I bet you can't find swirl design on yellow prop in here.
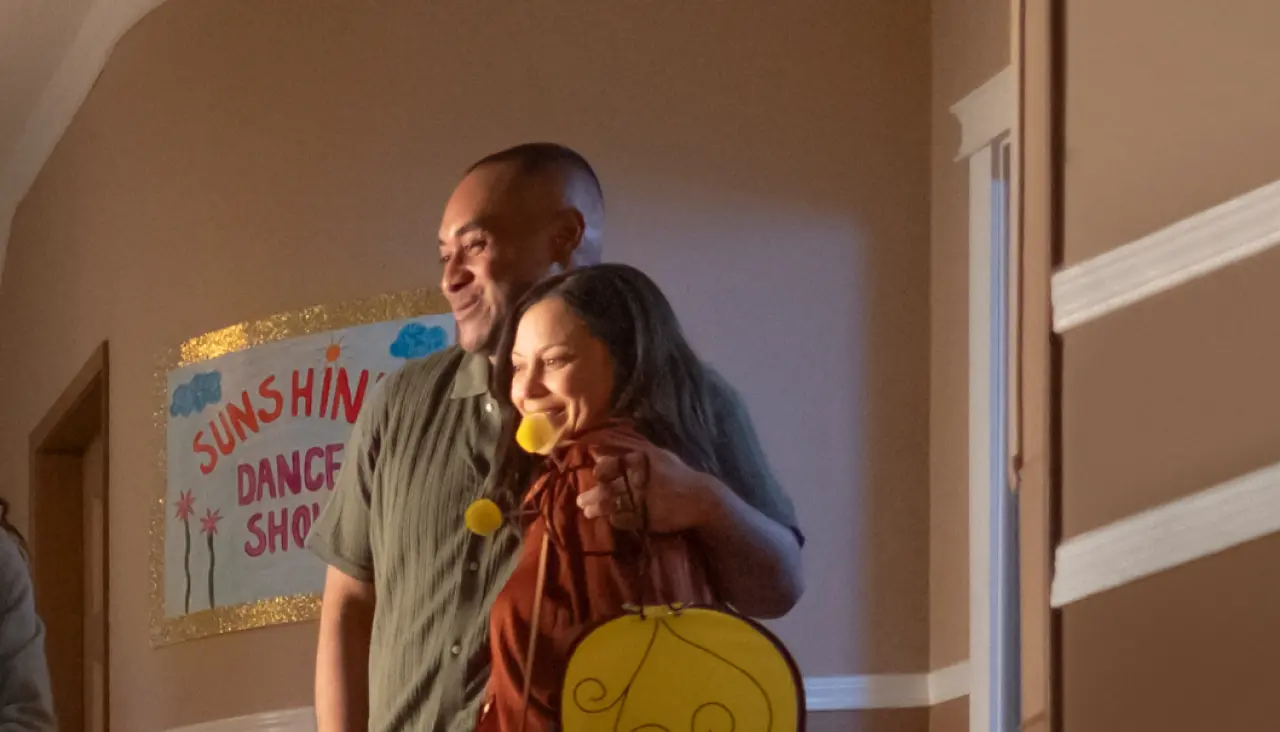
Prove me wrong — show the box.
[560,606,802,732]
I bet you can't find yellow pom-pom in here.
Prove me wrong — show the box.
[515,412,562,455]
[465,498,503,537]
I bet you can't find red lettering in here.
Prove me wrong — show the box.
[267,508,288,553]
[257,457,277,500]
[325,443,343,490]
[257,375,284,423]
[291,369,314,417]
[318,368,334,420]
[227,390,260,441]
[291,506,312,548]
[237,464,256,506]
[312,503,321,522]
[276,452,302,495]
[331,369,370,424]
[211,413,236,456]
[304,447,326,492]
[194,432,219,475]
[376,372,386,384]
[244,514,266,557]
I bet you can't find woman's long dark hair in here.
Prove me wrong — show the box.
[489,264,722,502]
[0,497,29,560]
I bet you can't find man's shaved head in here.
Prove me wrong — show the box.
[438,143,607,353]
[466,142,604,265]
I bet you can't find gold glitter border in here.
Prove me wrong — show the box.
[150,288,451,647]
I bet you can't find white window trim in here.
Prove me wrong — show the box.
[951,65,1015,732]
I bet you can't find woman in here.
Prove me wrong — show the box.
[477,264,729,731]
[0,497,55,730]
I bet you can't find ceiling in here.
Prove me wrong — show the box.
[0,0,92,160]
[0,0,163,278]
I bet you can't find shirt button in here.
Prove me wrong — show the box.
[484,401,495,414]
[467,561,480,572]
[450,643,462,657]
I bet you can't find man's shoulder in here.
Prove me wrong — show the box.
[699,363,742,412]
[381,346,468,398]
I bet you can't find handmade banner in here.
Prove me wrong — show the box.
[150,290,453,645]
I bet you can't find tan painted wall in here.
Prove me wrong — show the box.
[928,0,1010,679]
[929,697,968,732]
[0,0,934,729]
[813,709,929,732]
[1062,0,1280,535]
[1061,0,1280,729]
[1063,0,1280,268]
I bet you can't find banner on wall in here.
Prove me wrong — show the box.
[150,290,454,646]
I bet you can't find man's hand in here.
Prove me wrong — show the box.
[578,433,719,534]
[577,432,803,618]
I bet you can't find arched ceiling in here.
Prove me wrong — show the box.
[0,0,167,279]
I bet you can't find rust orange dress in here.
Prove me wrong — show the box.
[476,421,716,732]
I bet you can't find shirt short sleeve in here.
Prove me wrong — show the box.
[703,367,805,547]
[306,374,394,583]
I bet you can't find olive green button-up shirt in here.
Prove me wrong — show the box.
[309,347,522,732]
[309,346,801,732]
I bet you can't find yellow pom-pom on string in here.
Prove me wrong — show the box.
[464,498,504,537]
[515,412,563,455]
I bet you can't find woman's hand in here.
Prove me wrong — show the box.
[577,433,723,534]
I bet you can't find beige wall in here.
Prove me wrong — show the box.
[928,0,1010,681]
[1064,0,1280,269]
[813,709,929,732]
[929,697,968,732]
[1061,0,1280,729]
[0,0,935,729]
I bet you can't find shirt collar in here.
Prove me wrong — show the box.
[450,350,491,400]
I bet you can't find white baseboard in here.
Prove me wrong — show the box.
[804,661,971,711]
[1052,459,1280,607]
[165,707,316,732]
[164,664,972,729]
[1051,178,1280,333]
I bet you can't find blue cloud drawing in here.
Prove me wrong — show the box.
[170,371,222,418]
[390,323,447,360]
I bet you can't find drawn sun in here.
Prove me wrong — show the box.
[320,336,345,365]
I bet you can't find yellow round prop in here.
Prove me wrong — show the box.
[561,606,803,731]
[516,412,562,455]
[464,498,504,537]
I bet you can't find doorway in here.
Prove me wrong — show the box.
[29,342,110,732]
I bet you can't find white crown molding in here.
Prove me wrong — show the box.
[1052,459,1280,608]
[0,0,172,278]
[163,666,973,728]
[951,66,1014,161]
[1051,178,1280,333]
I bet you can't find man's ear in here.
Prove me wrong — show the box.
[555,208,587,266]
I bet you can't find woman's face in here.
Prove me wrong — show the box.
[510,296,616,437]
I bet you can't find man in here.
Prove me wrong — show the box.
[308,143,804,732]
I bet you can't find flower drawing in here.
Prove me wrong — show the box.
[200,508,223,609]
[174,490,196,614]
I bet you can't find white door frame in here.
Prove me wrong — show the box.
[951,65,1015,732]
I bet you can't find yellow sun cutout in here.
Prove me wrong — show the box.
[561,605,803,731]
